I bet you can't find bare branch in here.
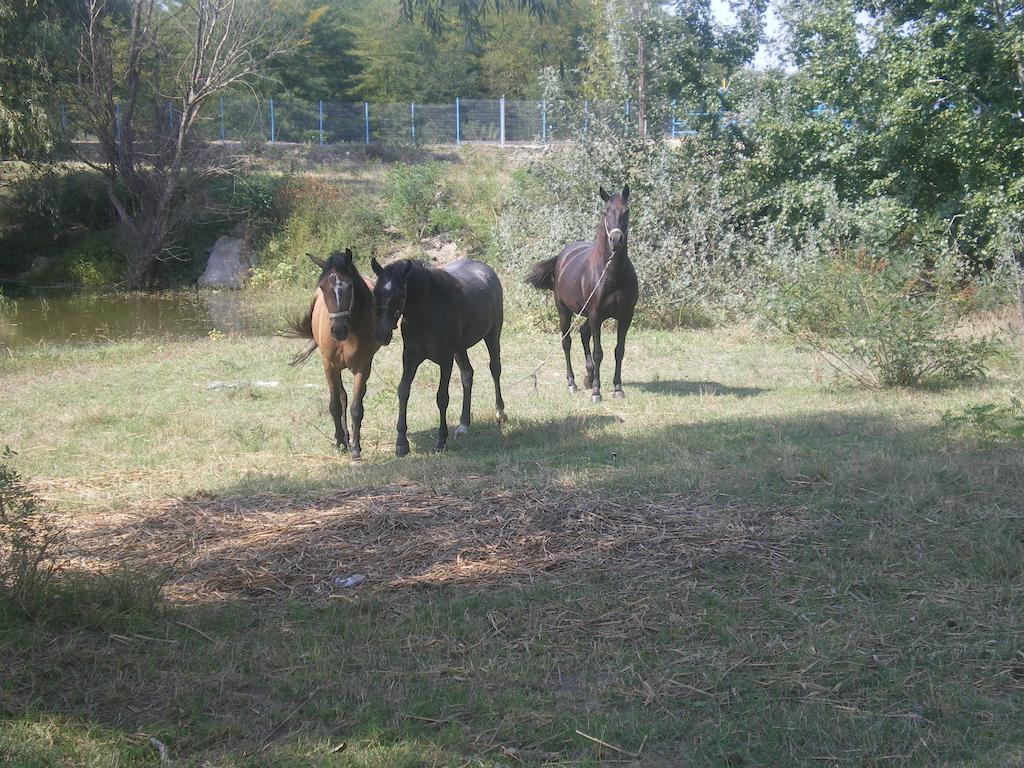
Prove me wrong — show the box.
[73,0,297,288]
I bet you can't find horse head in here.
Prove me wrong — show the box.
[598,185,630,255]
[309,249,356,341]
[370,257,413,346]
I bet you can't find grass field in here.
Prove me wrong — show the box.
[2,303,1024,767]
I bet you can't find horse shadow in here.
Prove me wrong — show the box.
[404,413,620,455]
[634,379,768,398]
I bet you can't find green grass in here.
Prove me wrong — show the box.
[2,303,1024,766]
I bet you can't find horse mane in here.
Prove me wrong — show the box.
[408,260,462,299]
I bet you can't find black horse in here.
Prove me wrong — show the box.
[371,257,507,456]
[525,185,637,402]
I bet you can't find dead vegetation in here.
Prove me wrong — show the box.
[58,480,804,603]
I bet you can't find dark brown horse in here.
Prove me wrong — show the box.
[371,257,507,456]
[288,249,378,459]
[525,185,637,402]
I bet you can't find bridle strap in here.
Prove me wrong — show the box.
[325,272,355,321]
[604,219,624,251]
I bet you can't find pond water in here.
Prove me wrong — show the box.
[0,289,290,351]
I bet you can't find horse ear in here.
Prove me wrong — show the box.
[307,253,326,270]
[621,184,630,203]
[371,257,383,276]
[343,248,353,262]
[599,186,610,202]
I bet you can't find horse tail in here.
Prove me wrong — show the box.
[289,340,318,367]
[524,256,557,291]
[282,298,318,366]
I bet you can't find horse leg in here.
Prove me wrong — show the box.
[454,349,473,438]
[558,303,577,393]
[396,351,423,457]
[434,354,454,453]
[328,370,350,450]
[484,329,507,424]
[612,312,633,399]
[589,318,604,403]
[580,322,595,390]
[349,365,370,460]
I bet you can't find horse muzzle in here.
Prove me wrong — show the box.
[375,327,393,345]
[331,321,349,341]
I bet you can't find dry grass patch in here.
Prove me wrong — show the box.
[57,481,805,603]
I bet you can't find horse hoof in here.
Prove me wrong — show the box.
[350,448,361,460]
[567,384,577,394]
[396,443,410,458]
[613,389,625,399]
[433,443,447,454]
[496,409,508,425]
[454,424,469,438]
[591,393,602,403]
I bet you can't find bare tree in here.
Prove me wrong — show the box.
[77,0,293,288]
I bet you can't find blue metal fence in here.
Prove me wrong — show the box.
[56,96,730,146]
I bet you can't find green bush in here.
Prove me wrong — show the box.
[63,232,125,287]
[250,175,388,287]
[495,96,766,328]
[0,452,165,625]
[0,164,115,277]
[943,394,1024,442]
[384,161,447,240]
[0,452,66,616]
[765,244,1002,388]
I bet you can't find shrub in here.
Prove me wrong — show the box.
[0,452,165,624]
[765,242,1003,388]
[943,394,1024,442]
[495,99,766,328]
[384,161,448,240]
[63,232,125,287]
[0,164,115,277]
[250,175,388,287]
[0,452,66,616]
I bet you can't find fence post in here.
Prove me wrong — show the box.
[671,99,676,140]
[499,96,505,146]
[455,97,460,145]
[541,99,547,142]
[319,100,324,145]
[364,101,369,144]
[269,98,275,143]
[410,101,416,144]
[219,96,225,140]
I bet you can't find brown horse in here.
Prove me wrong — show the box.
[288,249,378,459]
[525,185,637,402]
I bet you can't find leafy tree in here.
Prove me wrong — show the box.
[741,0,1024,261]
[0,0,77,158]
[348,0,594,100]
[400,0,554,52]
[262,0,362,102]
